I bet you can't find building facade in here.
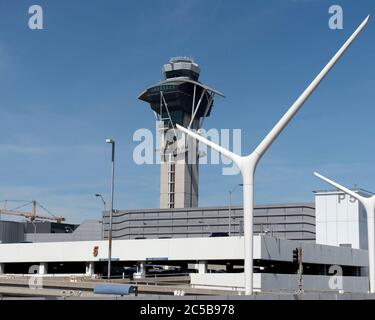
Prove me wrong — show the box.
[103,203,316,241]
[315,189,370,249]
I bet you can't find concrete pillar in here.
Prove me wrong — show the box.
[226,262,233,273]
[0,263,4,274]
[194,260,207,274]
[39,263,48,275]
[85,262,95,276]
[133,261,146,279]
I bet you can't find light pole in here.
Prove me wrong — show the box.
[314,172,375,294]
[229,184,243,236]
[31,221,37,242]
[95,193,106,239]
[105,139,115,280]
[177,16,369,295]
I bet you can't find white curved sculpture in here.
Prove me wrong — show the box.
[314,172,375,293]
[177,16,369,295]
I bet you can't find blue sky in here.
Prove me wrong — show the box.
[0,0,374,223]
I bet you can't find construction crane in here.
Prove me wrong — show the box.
[0,200,65,223]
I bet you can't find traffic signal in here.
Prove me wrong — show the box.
[292,248,299,264]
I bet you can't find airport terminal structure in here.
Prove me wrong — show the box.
[0,186,371,293]
[0,23,373,297]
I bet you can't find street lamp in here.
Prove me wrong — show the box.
[95,193,106,209]
[95,193,106,239]
[228,184,243,236]
[105,138,115,280]
[177,16,369,295]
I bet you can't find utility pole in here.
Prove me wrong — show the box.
[298,246,303,293]
[293,246,304,293]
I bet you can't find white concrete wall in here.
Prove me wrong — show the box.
[191,273,369,293]
[0,237,245,263]
[191,273,245,292]
[0,235,367,268]
[315,190,368,249]
[260,236,368,267]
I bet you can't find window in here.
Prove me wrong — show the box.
[161,111,183,126]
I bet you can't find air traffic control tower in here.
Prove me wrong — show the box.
[138,57,224,208]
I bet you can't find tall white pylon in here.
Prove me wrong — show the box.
[314,172,375,294]
[177,16,369,296]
